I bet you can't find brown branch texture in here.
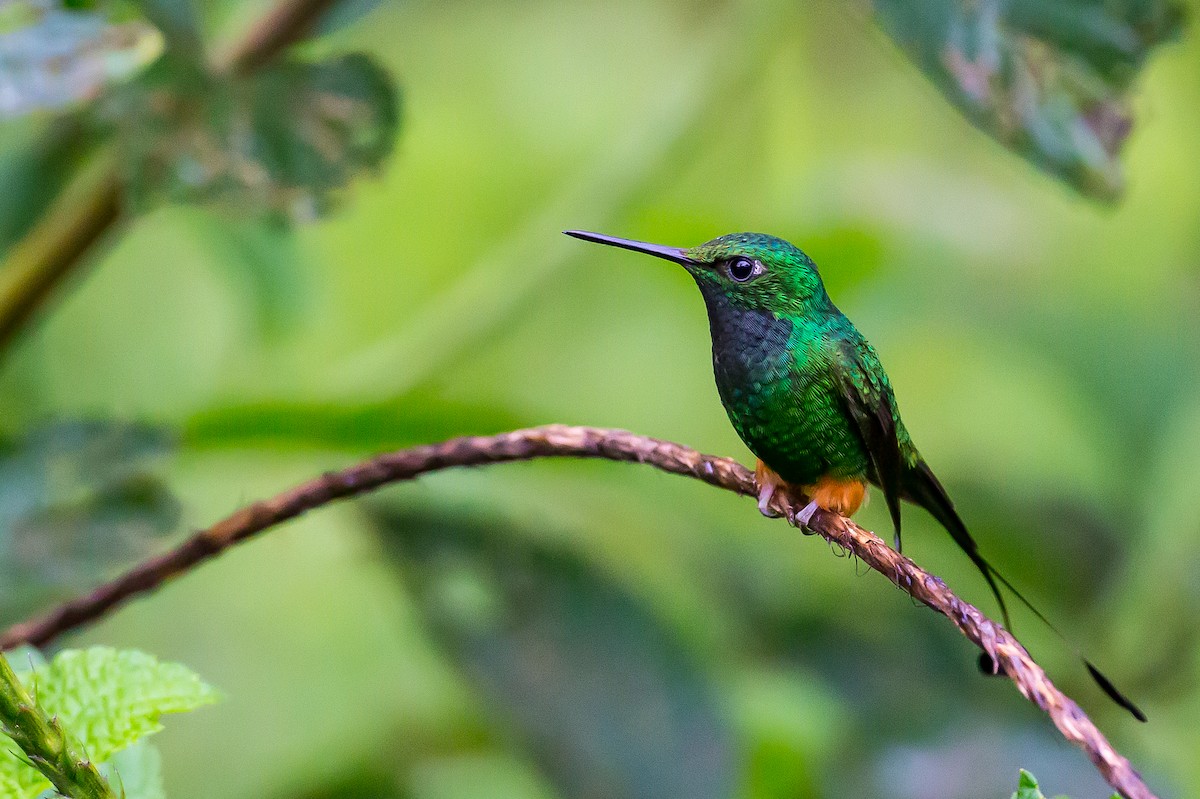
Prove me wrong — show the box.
[0,425,1156,799]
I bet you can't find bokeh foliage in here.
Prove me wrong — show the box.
[0,0,1196,798]
[0,421,178,619]
[871,0,1185,199]
[112,52,398,220]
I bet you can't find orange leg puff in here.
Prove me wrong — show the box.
[755,460,868,528]
[802,474,868,517]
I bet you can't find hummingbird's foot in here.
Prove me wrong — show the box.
[756,482,781,517]
[754,459,789,518]
[796,500,819,528]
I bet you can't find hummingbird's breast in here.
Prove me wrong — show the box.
[701,290,793,400]
[698,287,868,486]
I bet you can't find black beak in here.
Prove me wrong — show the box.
[564,230,697,266]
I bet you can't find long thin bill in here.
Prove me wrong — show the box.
[563,230,695,265]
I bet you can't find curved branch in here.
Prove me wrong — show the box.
[0,425,1155,799]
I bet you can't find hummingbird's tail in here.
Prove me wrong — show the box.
[902,461,1011,627]
[903,460,1146,722]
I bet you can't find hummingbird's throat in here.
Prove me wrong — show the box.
[755,460,867,517]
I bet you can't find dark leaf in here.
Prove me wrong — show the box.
[372,508,738,799]
[316,0,387,36]
[0,420,180,619]
[870,0,1185,199]
[127,0,202,55]
[111,52,400,221]
[0,0,163,118]
[0,115,94,256]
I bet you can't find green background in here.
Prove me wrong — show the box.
[3,0,1198,796]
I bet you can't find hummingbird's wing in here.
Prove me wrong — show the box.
[828,335,905,548]
[828,332,1012,629]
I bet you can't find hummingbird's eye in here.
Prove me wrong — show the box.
[727,257,760,282]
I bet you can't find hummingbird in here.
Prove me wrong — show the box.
[565,228,1144,721]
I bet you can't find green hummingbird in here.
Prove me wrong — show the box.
[565,228,1144,721]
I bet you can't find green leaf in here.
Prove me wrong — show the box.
[103,741,166,799]
[29,647,220,760]
[0,760,48,799]
[0,1,163,118]
[0,647,217,798]
[0,420,180,618]
[113,51,400,221]
[1014,769,1046,799]
[373,507,738,799]
[870,0,1185,199]
[1011,768,1085,799]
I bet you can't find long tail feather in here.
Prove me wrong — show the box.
[903,462,1011,629]
[903,461,1145,722]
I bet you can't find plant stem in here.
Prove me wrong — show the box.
[0,651,116,799]
[0,153,119,354]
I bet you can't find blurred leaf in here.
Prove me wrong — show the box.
[869,0,1185,199]
[103,741,166,799]
[408,755,559,799]
[248,54,397,214]
[316,0,386,35]
[373,507,738,799]
[183,211,312,335]
[0,116,95,256]
[113,51,399,221]
[0,744,45,798]
[0,420,180,618]
[184,396,528,451]
[0,646,218,798]
[291,765,412,799]
[735,668,847,799]
[129,0,201,55]
[0,0,164,118]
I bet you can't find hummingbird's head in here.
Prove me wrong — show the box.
[564,230,829,316]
